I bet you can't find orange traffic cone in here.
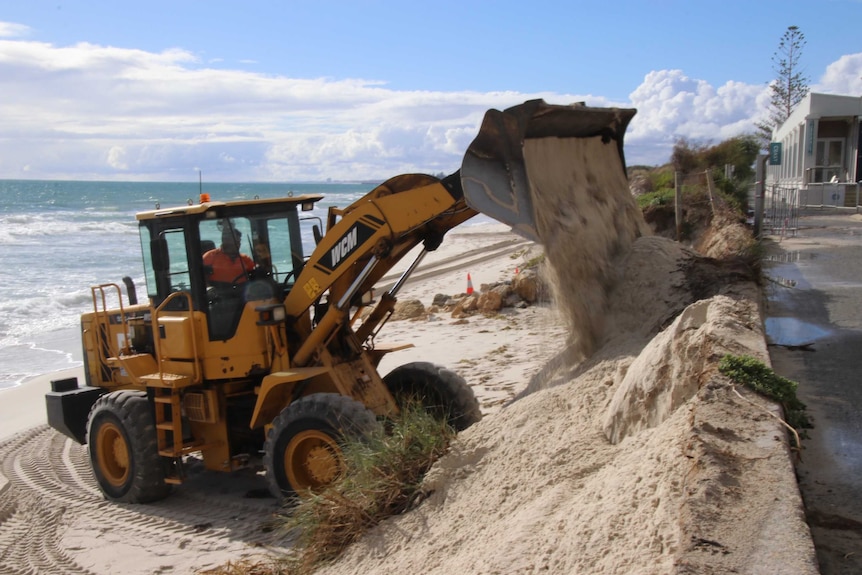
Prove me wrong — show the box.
[466,273,474,295]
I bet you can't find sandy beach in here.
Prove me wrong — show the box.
[0,220,818,574]
[0,222,568,573]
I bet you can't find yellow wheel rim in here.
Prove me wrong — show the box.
[95,421,130,487]
[284,429,343,492]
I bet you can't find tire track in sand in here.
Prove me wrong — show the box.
[0,425,291,574]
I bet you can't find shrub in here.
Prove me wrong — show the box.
[718,354,811,436]
[277,404,456,573]
[636,188,675,209]
[649,168,676,192]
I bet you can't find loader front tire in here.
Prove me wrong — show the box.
[383,362,482,431]
[86,390,172,503]
[264,393,380,500]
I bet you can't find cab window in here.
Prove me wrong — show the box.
[139,225,191,300]
[265,219,297,285]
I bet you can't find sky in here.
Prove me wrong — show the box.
[1,0,861,182]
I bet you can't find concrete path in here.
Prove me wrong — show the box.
[764,210,862,575]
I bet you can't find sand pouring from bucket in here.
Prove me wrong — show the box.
[459,99,636,244]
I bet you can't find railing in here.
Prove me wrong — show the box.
[757,182,862,237]
[762,186,800,237]
[90,283,130,364]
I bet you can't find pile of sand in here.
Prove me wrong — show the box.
[318,231,815,574]
[316,136,817,574]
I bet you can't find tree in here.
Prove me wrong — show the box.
[704,135,761,182]
[665,135,762,209]
[671,137,707,174]
[756,26,810,147]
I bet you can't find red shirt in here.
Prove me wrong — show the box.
[203,249,255,283]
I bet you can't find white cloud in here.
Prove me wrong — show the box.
[107,146,128,170]
[0,28,857,180]
[815,53,862,95]
[625,70,769,164]
[0,22,29,38]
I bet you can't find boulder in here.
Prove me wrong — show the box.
[512,268,543,303]
[432,293,450,307]
[391,299,426,321]
[451,294,479,318]
[504,293,522,308]
[478,290,503,313]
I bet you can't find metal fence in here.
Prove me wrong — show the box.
[762,185,800,237]
[752,182,862,238]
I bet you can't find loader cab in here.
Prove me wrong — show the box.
[137,194,322,342]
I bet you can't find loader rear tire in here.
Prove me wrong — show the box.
[264,393,380,500]
[383,362,482,431]
[86,390,172,503]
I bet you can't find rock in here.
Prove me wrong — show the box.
[461,294,479,312]
[451,294,479,318]
[432,293,450,307]
[512,268,543,303]
[391,299,426,321]
[491,283,513,298]
[504,293,522,308]
[478,290,503,313]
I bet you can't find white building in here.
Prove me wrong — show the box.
[768,92,862,207]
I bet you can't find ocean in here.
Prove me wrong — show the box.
[0,179,382,391]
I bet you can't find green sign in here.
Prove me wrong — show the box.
[769,142,782,165]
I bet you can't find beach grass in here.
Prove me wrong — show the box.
[202,403,455,575]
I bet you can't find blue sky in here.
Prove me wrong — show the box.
[1,1,861,181]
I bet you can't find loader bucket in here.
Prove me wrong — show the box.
[460,99,637,243]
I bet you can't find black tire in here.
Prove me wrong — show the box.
[383,362,482,431]
[86,390,172,503]
[263,393,380,500]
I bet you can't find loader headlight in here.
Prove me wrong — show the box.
[255,303,286,326]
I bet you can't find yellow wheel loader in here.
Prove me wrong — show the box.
[45,100,637,503]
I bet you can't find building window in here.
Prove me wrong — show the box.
[814,138,843,183]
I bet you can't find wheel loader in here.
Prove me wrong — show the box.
[45,100,636,503]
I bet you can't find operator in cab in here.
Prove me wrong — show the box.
[203,227,255,284]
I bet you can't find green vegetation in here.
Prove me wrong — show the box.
[523,253,546,268]
[278,405,455,574]
[632,134,761,227]
[718,354,812,436]
[636,187,675,209]
[756,25,809,146]
[202,406,454,575]
[510,248,528,260]
[672,135,760,209]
